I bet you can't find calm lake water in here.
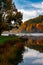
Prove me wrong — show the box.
[19,46,43,65]
[0,36,43,65]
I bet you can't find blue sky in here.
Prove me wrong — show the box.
[13,0,43,21]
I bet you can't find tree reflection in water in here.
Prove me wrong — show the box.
[8,46,25,65]
[0,37,43,65]
[27,44,43,53]
[25,37,43,53]
[0,39,25,65]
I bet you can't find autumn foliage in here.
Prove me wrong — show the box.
[18,15,43,33]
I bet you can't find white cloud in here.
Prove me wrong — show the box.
[18,9,41,22]
[31,2,43,9]
[20,9,36,16]
[18,2,43,22]
[18,9,37,21]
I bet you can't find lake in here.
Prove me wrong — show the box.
[18,36,43,65]
[19,46,43,65]
[0,36,43,65]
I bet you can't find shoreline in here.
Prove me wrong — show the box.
[1,33,43,36]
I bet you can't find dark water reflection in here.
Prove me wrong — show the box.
[0,38,25,65]
[8,48,25,65]
[7,44,25,65]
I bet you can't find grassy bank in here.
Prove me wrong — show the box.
[0,36,19,45]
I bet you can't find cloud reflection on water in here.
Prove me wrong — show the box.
[19,47,43,65]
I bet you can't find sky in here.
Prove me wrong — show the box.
[13,0,43,22]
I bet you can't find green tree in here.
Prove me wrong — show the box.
[0,0,23,35]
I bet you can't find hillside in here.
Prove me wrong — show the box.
[17,15,43,33]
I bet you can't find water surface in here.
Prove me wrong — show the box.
[19,46,43,65]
